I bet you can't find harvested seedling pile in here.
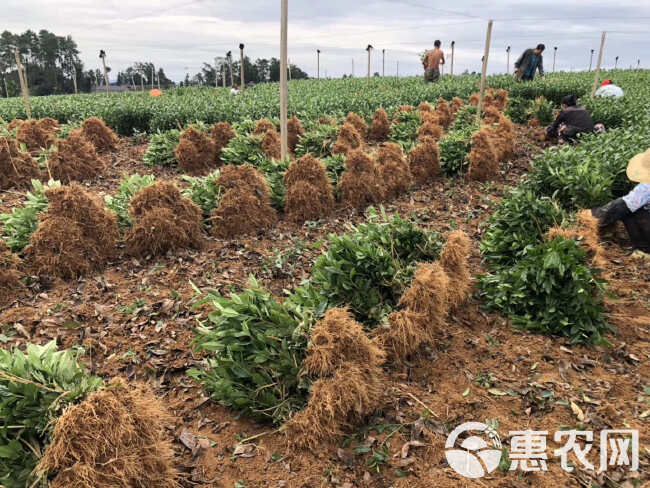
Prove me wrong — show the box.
[0,239,22,306]
[337,148,385,210]
[408,136,441,185]
[174,127,218,176]
[417,101,434,113]
[381,230,471,360]
[467,128,499,181]
[36,380,177,488]
[284,154,335,223]
[434,98,452,127]
[284,308,385,449]
[487,88,509,111]
[211,165,277,238]
[261,128,282,160]
[253,119,277,135]
[368,108,391,142]
[0,136,40,190]
[484,106,502,125]
[79,117,118,153]
[210,121,236,150]
[450,96,464,115]
[24,184,119,279]
[345,112,367,139]
[417,119,443,141]
[15,118,60,153]
[287,116,305,153]
[331,123,363,155]
[48,130,104,183]
[375,142,412,200]
[125,181,203,257]
[547,209,607,270]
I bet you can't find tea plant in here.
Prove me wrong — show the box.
[105,173,156,228]
[0,179,60,252]
[143,129,180,166]
[478,237,611,345]
[182,170,222,218]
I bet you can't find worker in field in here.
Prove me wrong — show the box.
[546,95,595,143]
[422,40,445,83]
[592,149,650,256]
[514,44,545,81]
[594,79,625,98]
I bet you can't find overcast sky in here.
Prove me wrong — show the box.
[4,0,650,81]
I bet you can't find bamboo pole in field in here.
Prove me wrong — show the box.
[450,41,455,75]
[71,62,78,94]
[222,63,226,88]
[99,50,109,95]
[506,46,510,74]
[366,44,373,81]
[382,49,385,76]
[280,0,288,160]
[475,20,493,125]
[553,47,557,73]
[591,32,606,97]
[14,48,31,118]
[151,65,155,90]
[227,52,234,86]
[240,44,245,89]
[288,58,292,81]
[615,55,619,69]
[589,49,594,71]
[396,61,399,77]
[157,70,161,90]
[317,49,320,79]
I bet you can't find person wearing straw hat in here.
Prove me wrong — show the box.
[592,149,650,256]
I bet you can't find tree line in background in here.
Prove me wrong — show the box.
[181,56,309,87]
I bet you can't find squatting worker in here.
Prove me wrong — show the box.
[546,95,595,143]
[423,40,445,83]
[592,149,650,256]
[514,44,545,82]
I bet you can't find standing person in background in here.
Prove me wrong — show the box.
[514,44,545,81]
[422,40,445,83]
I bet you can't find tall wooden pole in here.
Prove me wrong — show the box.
[506,46,511,74]
[71,61,78,94]
[591,32,606,97]
[614,55,619,69]
[397,61,399,77]
[553,47,557,73]
[13,48,31,119]
[589,49,594,71]
[139,71,144,91]
[450,41,455,76]
[239,44,245,90]
[222,63,226,88]
[366,44,373,81]
[475,20,493,124]
[280,0,288,160]
[99,50,109,95]
[352,58,354,77]
[317,49,320,80]
[157,69,161,90]
[151,65,155,90]
[382,49,385,77]
[288,58,292,81]
[227,52,234,86]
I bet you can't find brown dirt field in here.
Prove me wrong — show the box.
[0,125,647,488]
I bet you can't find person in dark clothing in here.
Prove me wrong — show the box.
[592,149,650,255]
[514,44,545,81]
[546,95,595,143]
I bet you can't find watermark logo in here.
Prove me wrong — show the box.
[444,422,503,478]
[446,423,639,479]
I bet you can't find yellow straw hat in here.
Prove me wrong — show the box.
[627,149,650,183]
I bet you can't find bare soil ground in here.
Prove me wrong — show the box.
[1,126,648,488]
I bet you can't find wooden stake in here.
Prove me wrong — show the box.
[280,0,288,160]
[240,44,245,90]
[591,32,606,97]
[71,62,78,94]
[288,58,292,81]
[506,46,510,74]
[614,55,619,69]
[222,63,226,88]
[382,49,385,77]
[366,45,373,81]
[352,58,354,77]
[451,41,455,76]
[396,61,399,77]
[151,65,155,90]
[13,48,31,119]
[227,52,234,86]
[99,50,110,95]
[157,69,161,90]
[553,47,557,73]
[140,71,144,91]
[475,20,493,124]
[317,49,320,80]
[589,49,594,71]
